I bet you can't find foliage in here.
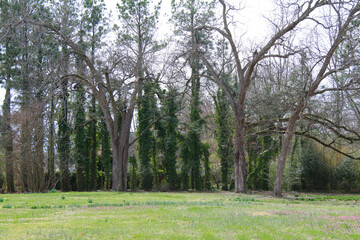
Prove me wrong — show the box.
[334,159,360,192]
[247,134,278,191]
[99,109,112,190]
[74,86,88,191]
[129,155,138,190]
[202,143,211,190]
[163,88,179,190]
[214,87,232,190]
[137,81,155,190]
[300,140,331,191]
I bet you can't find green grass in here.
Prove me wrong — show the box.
[0,191,359,239]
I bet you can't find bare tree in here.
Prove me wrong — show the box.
[198,0,330,193]
[273,1,360,196]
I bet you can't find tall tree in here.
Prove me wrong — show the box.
[273,2,360,196]
[99,108,112,190]
[0,0,18,193]
[214,87,232,190]
[171,0,214,190]
[115,0,161,190]
[83,0,106,190]
[73,16,88,191]
[137,79,154,190]
[56,0,78,191]
[198,0,331,193]
[164,88,179,190]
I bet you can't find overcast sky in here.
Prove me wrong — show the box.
[0,0,276,108]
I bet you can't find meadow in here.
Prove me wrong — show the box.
[0,191,359,239]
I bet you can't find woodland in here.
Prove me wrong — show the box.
[1,0,360,197]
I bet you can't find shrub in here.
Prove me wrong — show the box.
[61,195,65,200]
[0,197,4,202]
[300,140,331,190]
[334,159,359,192]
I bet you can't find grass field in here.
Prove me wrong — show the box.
[0,191,360,239]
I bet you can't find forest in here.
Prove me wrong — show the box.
[1,0,360,197]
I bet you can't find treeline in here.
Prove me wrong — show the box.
[1,0,360,195]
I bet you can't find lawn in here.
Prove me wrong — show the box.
[0,191,359,239]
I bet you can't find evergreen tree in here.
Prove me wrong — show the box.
[171,0,214,190]
[202,143,211,190]
[99,109,112,190]
[247,135,278,190]
[214,87,232,190]
[55,0,78,191]
[180,135,190,190]
[74,86,87,191]
[129,155,138,190]
[58,44,71,191]
[117,0,162,190]
[83,0,106,190]
[73,16,88,191]
[137,80,154,190]
[164,88,179,190]
[0,0,19,193]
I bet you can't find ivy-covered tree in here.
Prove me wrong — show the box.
[99,109,112,190]
[164,88,179,190]
[137,80,155,190]
[202,143,211,190]
[56,0,78,191]
[83,0,106,190]
[214,87,232,190]
[171,0,214,190]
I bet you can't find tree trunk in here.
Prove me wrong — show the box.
[273,106,303,196]
[109,111,132,191]
[234,114,247,193]
[3,74,15,193]
[47,94,55,190]
[90,95,97,190]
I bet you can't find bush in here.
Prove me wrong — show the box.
[300,140,331,190]
[334,159,359,192]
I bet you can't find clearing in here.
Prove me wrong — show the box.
[0,191,359,239]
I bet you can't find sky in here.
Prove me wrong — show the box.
[0,0,276,109]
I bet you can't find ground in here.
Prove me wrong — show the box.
[0,191,359,239]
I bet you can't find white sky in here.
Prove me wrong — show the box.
[0,0,275,109]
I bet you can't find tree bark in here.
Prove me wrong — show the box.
[3,71,15,193]
[234,111,247,193]
[273,108,302,196]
